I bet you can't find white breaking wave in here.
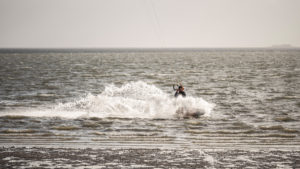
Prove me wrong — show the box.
[1,81,214,119]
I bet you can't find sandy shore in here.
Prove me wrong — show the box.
[1,147,300,168]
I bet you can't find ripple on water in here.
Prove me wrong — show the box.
[1,129,36,134]
[228,121,254,130]
[266,96,299,101]
[274,116,296,122]
[259,125,299,133]
[0,115,29,120]
[184,120,205,126]
[259,125,287,131]
[52,126,80,131]
[90,131,106,136]
[261,134,297,138]
[81,121,102,128]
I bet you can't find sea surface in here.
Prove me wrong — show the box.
[0,49,299,167]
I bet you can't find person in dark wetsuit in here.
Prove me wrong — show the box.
[173,84,202,118]
[174,85,186,97]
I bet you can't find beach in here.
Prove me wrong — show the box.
[1,147,300,168]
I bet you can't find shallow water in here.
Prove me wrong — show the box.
[0,49,299,151]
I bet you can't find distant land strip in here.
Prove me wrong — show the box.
[0,47,299,53]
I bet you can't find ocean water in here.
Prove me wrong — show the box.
[0,49,299,150]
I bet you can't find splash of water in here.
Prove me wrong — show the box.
[0,81,214,119]
[56,81,214,119]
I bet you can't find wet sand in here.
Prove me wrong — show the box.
[1,147,300,168]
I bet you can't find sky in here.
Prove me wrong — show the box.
[0,0,299,48]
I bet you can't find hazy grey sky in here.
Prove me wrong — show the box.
[0,0,299,48]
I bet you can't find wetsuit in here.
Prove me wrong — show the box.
[175,90,186,97]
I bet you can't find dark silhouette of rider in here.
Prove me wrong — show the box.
[173,85,186,98]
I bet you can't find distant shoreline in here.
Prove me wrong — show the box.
[0,47,300,53]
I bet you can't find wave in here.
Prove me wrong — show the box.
[0,81,214,119]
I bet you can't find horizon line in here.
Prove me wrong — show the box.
[1,45,299,50]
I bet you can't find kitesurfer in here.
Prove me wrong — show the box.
[173,84,186,98]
